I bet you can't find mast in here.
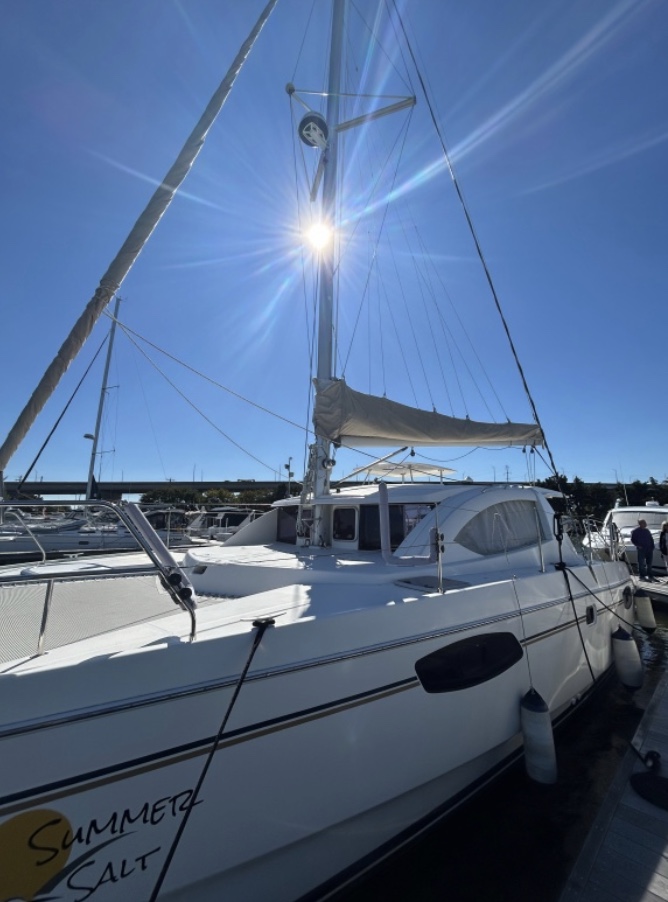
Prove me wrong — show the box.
[85,295,121,501]
[0,0,280,492]
[312,0,346,541]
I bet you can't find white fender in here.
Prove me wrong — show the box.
[612,626,643,691]
[634,588,656,634]
[520,688,557,784]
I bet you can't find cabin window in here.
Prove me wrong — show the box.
[358,504,432,551]
[277,506,312,544]
[359,505,402,550]
[454,500,548,555]
[221,512,248,528]
[333,507,357,541]
[277,507,299,544]
[403,504,434,534]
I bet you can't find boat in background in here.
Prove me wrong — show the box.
[0,504,195,562]
[583,500,668,573]
[0,3,634,900]
[185,506,266,542]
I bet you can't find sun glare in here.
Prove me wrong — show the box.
[306,222,332,250]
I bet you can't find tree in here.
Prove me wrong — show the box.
[140,487,202,505]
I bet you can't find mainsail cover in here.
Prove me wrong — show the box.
[313,379,544,448]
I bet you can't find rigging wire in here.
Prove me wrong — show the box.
[376,262,419,404]
[390,0,560,480]
[117,324,292,474]
[384,227,436,408]
[351,0,414,96]
[329,3,418,382]
[129,332,170,481]
[15,336,108,495]
[330,3,522,431]
[413,226,511,421]
[339,113,414,376]
[289,0,318,83]
[374,249,388,396]
[115,319,308,436]
[105,316,417,477]
[397,219,456,413]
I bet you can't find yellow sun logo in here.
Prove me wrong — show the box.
[0,809,72,902]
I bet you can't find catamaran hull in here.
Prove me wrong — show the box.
[0,565,629,902]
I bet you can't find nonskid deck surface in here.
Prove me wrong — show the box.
[0,534,533,673]
[0,559,467,672]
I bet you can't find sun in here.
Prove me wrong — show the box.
[305,222,332,250]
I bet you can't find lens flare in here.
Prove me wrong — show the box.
[306,223,332,250]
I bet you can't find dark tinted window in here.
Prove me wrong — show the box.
[277,507,298,544]
[359,505,405,551]
[277,507,312,543]
[222,512,248,527]
[333,508,356,540]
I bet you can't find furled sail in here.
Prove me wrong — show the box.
[313,379,544,448]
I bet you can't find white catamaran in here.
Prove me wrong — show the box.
[0,3,636,901]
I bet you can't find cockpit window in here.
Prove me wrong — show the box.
[610,511,665,530]
[333,508,356,541]
[455,500,548,555]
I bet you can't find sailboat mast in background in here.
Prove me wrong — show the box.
[84,295,121,501]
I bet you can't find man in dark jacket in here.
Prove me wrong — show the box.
[631,519,655,580]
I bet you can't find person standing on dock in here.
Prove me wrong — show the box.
[631,519,655,580]
[660,522,668,575]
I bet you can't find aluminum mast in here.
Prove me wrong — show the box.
[312,0,346,544]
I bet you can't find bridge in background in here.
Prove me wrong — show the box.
[1,479,278,500]
[1,478,629,502]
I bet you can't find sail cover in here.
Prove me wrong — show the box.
[313,379,543,448]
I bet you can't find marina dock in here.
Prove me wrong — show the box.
[645,573,668,606]
[559,641,668,901]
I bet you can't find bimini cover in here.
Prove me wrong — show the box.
[313,379,543,448]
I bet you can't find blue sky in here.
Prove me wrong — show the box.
[1,0,666,491]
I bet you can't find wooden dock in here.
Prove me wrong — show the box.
[559,663,668,901]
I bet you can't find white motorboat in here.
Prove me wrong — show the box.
[583,500,668,573]
[0,3,635,901]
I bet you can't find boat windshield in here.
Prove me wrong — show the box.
[611,511,667,530]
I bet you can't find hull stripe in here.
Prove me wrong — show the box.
[0,678,417,816]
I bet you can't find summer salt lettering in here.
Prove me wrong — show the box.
[66,847,161,902]
[28,788,198,858]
